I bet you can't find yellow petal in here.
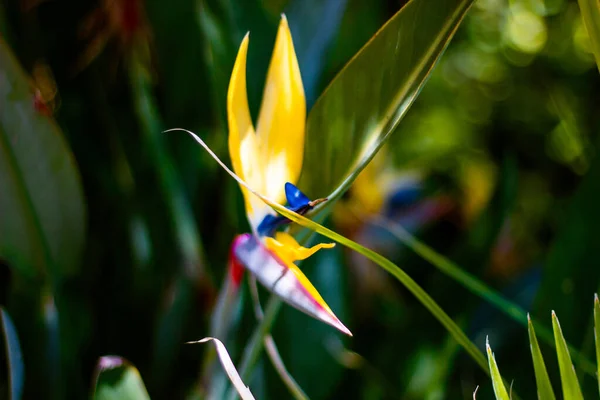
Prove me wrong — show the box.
[264,232,335,265]
[227,33,265,219]
[264,233,335,314]
[255,14,306,204]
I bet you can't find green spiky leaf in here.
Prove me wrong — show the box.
[552,311,584,400]
[527,315,556,400]
[486,337,510,400]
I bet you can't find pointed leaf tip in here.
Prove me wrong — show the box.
[486,338,510,400]
[528,314,556,400]
[552,311,584,400]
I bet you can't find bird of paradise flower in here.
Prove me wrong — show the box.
[169,15,351,336]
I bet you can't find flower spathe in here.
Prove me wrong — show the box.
[233,233,351,336]
[226,15,350,335]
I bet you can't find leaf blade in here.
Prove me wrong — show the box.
[298,0,474,202]
[577,0,600,72]
[171,127,488,372]
[527,315,556,400]
[486,337,510,400]
[0,37,86,278]
[552,311,584,400]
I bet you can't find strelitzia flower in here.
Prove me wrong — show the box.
[226,15,351,335]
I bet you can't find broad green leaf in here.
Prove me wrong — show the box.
[594,294,600,396]
[92,357,150,400]
[527,315,556,400]
[486,338,510,400]
[173,128,488,373]
[552,311,584,400]
[577,0,600,72]
[0,37,86,278]
[1,307,24,400]
[298,0,474,202]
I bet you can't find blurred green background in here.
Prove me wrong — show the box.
[2,0,600,398]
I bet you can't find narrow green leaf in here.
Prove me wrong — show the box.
[173,128,489,372]
[0,36,86,278]
[486,337,510,400]
[299,0,474,202]
[1,307,24,400]
[577,0,600,72]
[552,311,584,400]
[92,357,150,400]
[527,315,556,400]
[594,294,600,396]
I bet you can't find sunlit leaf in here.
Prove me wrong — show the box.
[527,315,556,400]
[486,337,510,400]
[1,307,24,400]
[0,36,86,278]
[92,357,150,400]
[577,0,600,72]
[552,311,584,400]
[187,337,256,400]
[298,0,474,204]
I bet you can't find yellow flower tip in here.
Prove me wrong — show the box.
[227,32,267,219]
[279,13,289,29]
[255,10,306,204]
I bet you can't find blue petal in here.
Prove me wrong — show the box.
[257,183,318,237]
[285,182,311,209]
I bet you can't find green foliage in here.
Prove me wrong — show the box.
[0,36,86,279]
[298,0,474,203]
[486,338,510,400]
[578,0,600,71]
[486,306,600,400]
[2,0,600,398]
[552,311,584,400]
[527,315,556,400]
